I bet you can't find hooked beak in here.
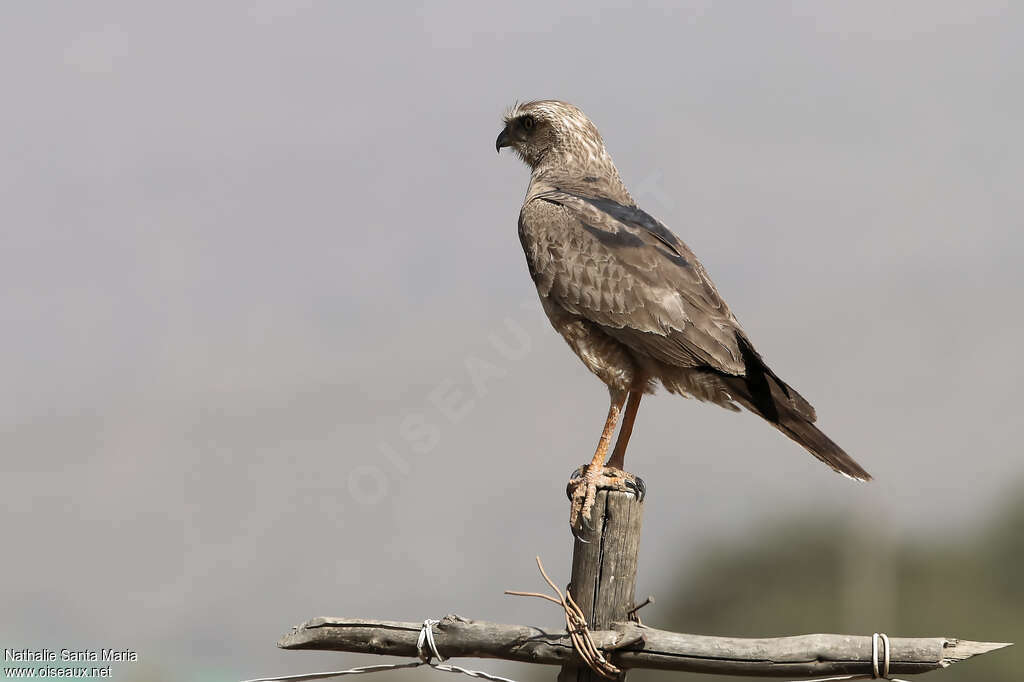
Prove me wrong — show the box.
[495,126,511,154]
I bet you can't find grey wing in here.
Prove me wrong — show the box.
[518,190,746,376]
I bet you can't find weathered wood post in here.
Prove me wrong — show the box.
[559,487,644,682]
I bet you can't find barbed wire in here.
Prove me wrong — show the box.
[245,556,620,682]
[505,555,621,680]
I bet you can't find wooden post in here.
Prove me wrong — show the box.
[559,487,644,682]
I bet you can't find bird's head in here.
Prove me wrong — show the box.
[496,100,613,173]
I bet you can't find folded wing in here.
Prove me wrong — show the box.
[520,189,747,376]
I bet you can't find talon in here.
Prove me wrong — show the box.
[624,475,646,502]
[580,508,594,532]
[567,463,600,532]
[566,465,587,501]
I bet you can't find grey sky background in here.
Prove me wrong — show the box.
[1,2,1022,681]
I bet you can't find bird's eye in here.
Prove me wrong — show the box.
[521,115,536,131]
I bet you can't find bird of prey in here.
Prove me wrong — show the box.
[496,100,870,528]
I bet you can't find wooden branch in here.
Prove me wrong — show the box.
[278,615,1010,678]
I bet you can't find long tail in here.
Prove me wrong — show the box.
[770,407,871,481]
[721,335,872,482]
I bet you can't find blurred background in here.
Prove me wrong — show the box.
[1,2,1021,681]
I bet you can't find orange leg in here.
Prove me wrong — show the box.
[606,389,643,470]
[569,390,627,527]
[590,390,626,471]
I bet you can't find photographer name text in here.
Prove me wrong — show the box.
[4,649,137,663]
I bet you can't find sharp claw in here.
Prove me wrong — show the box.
[624,475,646,502]
[566,466,586,501]
[570,521,590,542]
